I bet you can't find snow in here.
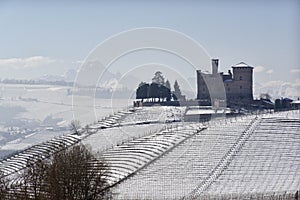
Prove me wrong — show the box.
[84,122,205,185]
[113,111,300,199]
[202,112,300,196]
[1,84,299,198]
[120,106,186,124]
[185,108,230,115]
[0,83,132,158]
[233,62,252,68]
[0,134,82,176]
[82,124,168,154]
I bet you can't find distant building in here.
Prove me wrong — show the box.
[291,99,300,109]
[197,59,253,106]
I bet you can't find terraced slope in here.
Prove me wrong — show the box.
[113,111,300,199]
[200,111,300,198]
[0,108,135,179]
[0,134,82,177]
[100,123,206,186]
[113,115,258,199]
[2,108,298,199]
[0,106,185,182]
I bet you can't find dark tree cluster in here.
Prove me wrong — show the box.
[136,71,182,102]
[0,144,111,200]
[136,82,171,102]
[274,98,292,111]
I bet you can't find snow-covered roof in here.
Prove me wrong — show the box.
[291,100,300,104]
[232,62,253,68]
[186,108,231,115]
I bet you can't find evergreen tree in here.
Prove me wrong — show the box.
[136,82,149,101]
[274,99,282,111]
[173,80,182,101]
[135,72,174,102]
[152,71,165,86]
[149,83,160,102]
[165,80,171,90]
[165,80,171,101]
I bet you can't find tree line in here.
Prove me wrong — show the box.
[0,78,73,86]
[136,71,183,102]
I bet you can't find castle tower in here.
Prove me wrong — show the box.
[212,59,219,74]
[197,59,222,102]
[231,62,253,101]
[196,69,210,100]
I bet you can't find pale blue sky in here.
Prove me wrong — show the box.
[0,0,299,86]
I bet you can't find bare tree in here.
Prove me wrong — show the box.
[0,171,10,200]
[6,144,111,200]
[69,120,81,135]
[260,93,271,100]
[45,144,110,200]
[20,159,48,200]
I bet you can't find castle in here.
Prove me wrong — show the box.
[197,59,253,106]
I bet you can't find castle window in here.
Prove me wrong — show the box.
[240,86,242,89]
[239,76,243,80]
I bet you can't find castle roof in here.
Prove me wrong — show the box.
[232,62,253,68]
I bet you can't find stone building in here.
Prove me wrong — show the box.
[197,59,253,106]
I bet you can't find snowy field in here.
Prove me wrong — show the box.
[83,124,167,154]
[82,106,187,154]
[95,123,206,185]
[121,106,185,124]
[113,110,300,199]
[0,83,132,158]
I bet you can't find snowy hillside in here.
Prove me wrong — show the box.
[1,94,299,199]
[113,111,300,199]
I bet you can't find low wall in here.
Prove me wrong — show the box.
[134,100,211,107]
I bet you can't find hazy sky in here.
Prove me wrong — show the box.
[0,0,299,92]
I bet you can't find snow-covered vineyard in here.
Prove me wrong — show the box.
[0,107,299,199]
[112,110,300,199]
[0,107,185,178]
[0,134,81,177]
